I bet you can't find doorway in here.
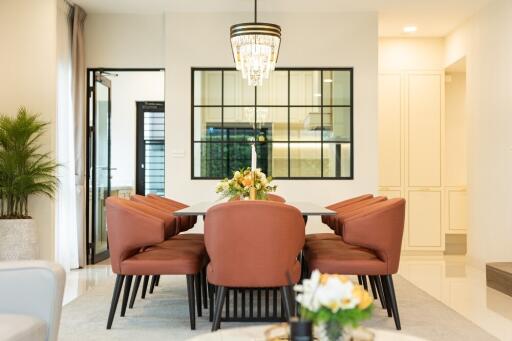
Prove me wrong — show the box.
[86,68,165,264]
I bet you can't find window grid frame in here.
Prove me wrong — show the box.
[191,67,354,180]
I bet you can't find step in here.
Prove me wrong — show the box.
[486,262,512,297]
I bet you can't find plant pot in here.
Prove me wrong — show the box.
[0,219,39,260]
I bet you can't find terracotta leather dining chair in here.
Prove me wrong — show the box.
[321,194,374,227]
[304,198,406,330]
[267,193,286,202]
[204,201,305,331]
[147,194,198,231]
[105,197,207,330]
[128,194,207,315]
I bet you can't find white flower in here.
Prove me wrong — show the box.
[234,171,241,179]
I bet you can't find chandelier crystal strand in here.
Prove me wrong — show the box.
[230,0,281,86]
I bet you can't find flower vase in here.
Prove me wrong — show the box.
[315,319,344,341]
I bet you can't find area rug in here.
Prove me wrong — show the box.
[59,275,497,341]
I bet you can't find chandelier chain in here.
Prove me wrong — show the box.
[254,0,257,23]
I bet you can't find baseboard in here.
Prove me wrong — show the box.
[401,250,444,257]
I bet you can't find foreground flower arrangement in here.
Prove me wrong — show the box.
[294,270,373,341]
[215,167,277,200]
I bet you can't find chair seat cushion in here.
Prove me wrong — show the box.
[305,233,341,243]
[171,233,204,242]
[304,240,387,275]
[122,243,207,275]
[0,314,47,341]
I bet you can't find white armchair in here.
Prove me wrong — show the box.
[0,261,65,341]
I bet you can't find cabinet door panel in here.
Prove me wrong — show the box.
[379,189,401,199]
[379,75,401,187]
[408,74,442,187]
[448,190,468,231]
[408,190,442,247]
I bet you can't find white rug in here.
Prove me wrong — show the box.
[59,275,497,341]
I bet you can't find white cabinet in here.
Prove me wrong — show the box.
[379,71,466,251]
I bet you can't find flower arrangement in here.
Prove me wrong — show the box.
[215,167,277,200]
[294,270,373,341]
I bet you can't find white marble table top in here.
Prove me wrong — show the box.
[174,201,336,217]
[187,324,428,341]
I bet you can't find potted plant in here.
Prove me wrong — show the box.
[0,107,58,260]
[294,270,374,341]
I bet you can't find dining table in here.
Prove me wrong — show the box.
[173,201,336,323]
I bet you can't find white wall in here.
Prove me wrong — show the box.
[0,0,57,260]
[379,38,445,71]
[85,14,165,68]
[445,0,512,267]
[165,12,378,233]
[109,71,165,188]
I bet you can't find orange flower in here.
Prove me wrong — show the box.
[242,175,252,187]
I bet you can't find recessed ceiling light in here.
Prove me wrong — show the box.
[324,79,333,83]
[403,26,417,33]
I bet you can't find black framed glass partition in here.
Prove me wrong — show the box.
[191,68,353,179]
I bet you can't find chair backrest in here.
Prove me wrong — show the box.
[326,194,374,210]
[205,201,305,287]
[267,193,286,202]
[0,261,65,341]
[146,194,197,231]
[106,197,165,274]
[342,198,406,274]
[147,194,188,209]
[334,196,388,234]
[130,195,180,236]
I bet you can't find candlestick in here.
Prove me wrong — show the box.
[251,143,257,171]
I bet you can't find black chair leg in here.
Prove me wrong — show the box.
[383,275,401,330]
[106,275,124,329]
[129,275,142,309]
[201,268,208,309]
[368,276,378,299]
[120,275,133,317]
[281,286,293,320]
[361,275,368,291]
[373,276,387,309]
[186,275,196,330]
[380,275,393,318]
[208,284,215,322]
[195,273,202,317]
[155,275,160,286]
[149,275,157,294]
[141,275,149,299]
[212,286,227,332]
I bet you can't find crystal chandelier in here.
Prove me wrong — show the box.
[230,0,281,86]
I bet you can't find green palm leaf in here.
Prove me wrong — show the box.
[0,107,58,218]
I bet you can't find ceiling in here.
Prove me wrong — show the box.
[74,0,493,37]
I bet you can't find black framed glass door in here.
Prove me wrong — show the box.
[136,101,165,196]
[87,71,112,264]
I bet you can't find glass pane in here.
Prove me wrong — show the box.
[290,107,321,141]
[256,107,287,142]
[323,70,351,106]
[323,143,351,178]
[94,80,109,255]
[257,70,288,105]
[290,71,322,106]
[224,71,255,105]
[290,143,321,177]
[268,143,288,177]
[145,142,165,195]
[193,143,224,178]
[223,107,255,142]
[194,107,222,141]
[223,143,252,176]
[323,107,351,141]
[194,70,222,105]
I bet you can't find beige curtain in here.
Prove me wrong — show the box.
[71,5,87,267]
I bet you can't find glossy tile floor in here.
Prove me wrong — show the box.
[63,255,512,340]
[399,255,512,340]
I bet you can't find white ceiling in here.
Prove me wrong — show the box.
[74,0,493,37]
